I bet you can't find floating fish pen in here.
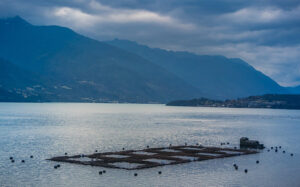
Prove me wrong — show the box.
[48,145,258,170]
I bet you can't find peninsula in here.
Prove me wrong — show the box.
[166,94,300,110]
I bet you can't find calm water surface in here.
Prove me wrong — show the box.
[0,103,299,187]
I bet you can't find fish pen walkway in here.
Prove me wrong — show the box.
[49,145,258,170]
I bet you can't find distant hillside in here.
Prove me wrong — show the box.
[0,58,52,101]
[286,85,300,94]
[107,39,288,99]
[166,94,300,110]
[1,16,298,103]
[0,16,201,103]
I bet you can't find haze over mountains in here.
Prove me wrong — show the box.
[0,16,299,103]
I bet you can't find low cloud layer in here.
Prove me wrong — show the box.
[1,0,299,86]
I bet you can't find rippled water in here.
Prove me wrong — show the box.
[0,103,299,187]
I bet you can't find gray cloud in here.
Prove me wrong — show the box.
[0,0,300,86]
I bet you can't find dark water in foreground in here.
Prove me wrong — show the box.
[0,103,299,187]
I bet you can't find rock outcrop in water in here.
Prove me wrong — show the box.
[240,137,265,149]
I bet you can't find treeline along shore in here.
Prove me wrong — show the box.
[166,94,300,110]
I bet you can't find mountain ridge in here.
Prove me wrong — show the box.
[0,16,298,103]
[0,16,201,103]
[107,39,291,99]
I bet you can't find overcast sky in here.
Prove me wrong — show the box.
[1,0,300,86]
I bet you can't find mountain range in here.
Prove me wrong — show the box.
[107,39,287,99]
[0,16,299,103]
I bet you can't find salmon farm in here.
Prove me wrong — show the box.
[48,145,258,170]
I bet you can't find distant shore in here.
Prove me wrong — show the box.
[166,94,300,110]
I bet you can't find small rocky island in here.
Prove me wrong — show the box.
[166,94,300,110]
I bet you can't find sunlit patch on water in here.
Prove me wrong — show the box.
[68,157,97,162]
[103,155,129,159]
[171,156,199,161]
[144,159,174,164]
[218,150,243,155]
[197,153,222,157]
[131,151,156,156]
[159,149,181,153]
[172,118,218,122]
[110,162,144,169]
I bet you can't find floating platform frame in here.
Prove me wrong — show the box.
[49,145,258,170]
